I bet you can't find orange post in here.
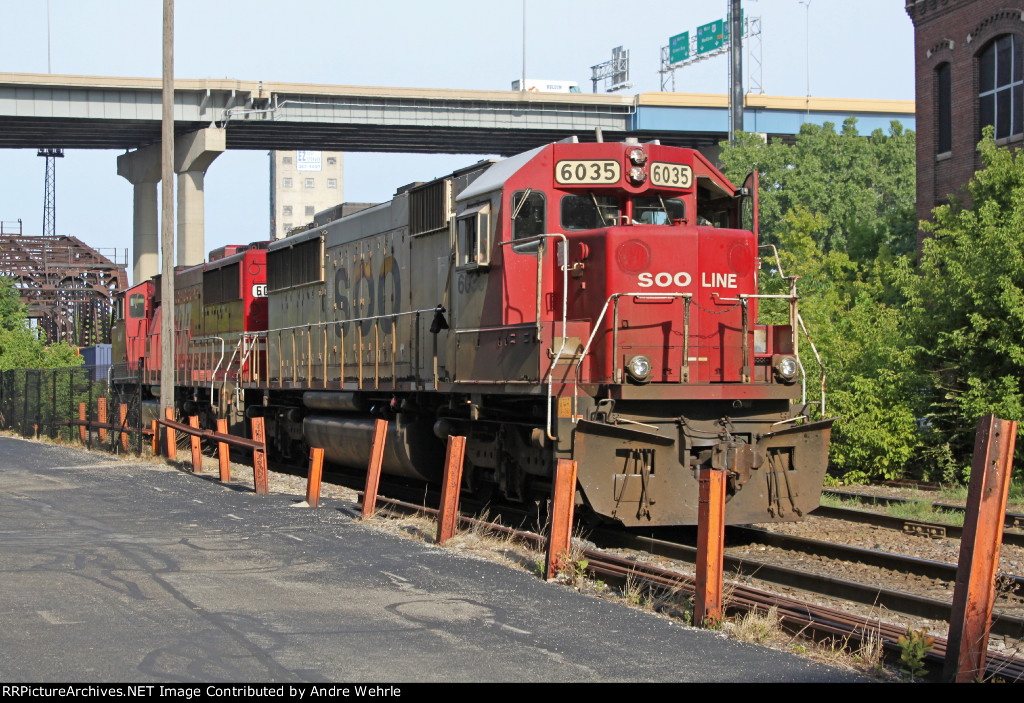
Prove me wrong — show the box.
[78,402,87,442]
[436,435,466,545]
[306,447,325,508]
[216,418,231,482]
[151,419,159,456]
[250,416,269,495]
[164,407,176,461]
[361,419,388,519]
[545,459,579,580]
[945,415,1018,682]
[97,398,108,442]
[188,415,202,473]
[695,468,727,628]
[119,404,129,450]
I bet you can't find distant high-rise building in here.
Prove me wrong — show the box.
[269,150,344,239]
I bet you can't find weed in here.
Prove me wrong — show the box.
[557,554,590,585]
[896,627,935,680]
[622,575,646,607]
[732,606,782,644]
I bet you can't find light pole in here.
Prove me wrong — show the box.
[799,0,812,120]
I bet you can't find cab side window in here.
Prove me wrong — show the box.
[512,191,546,240]
[128,294,146,318]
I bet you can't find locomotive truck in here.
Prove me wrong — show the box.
[112,137,832,527]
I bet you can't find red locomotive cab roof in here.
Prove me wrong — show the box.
[455,139,743,231]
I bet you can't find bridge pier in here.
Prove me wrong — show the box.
[117,128,226,283]
[117,145,161,284]
[175,128,225,268]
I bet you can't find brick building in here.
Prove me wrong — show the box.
[905,0,1024,244]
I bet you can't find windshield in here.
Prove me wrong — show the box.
[561,194,620,230]
[633,196,685,225]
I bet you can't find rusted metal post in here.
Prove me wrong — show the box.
[545,459,579,580]
[151,419,159,456]
[216,418,231,482]
[944,415,1018,682]
[97,397,108,443]
[250,416,269,495]
[188,415,202,473]
[164,407,176,460]
[436,435,466,545]
[695,468,727,627]
[78,402,87,443]
[361,419,388,519]
[306,447,325,508]
[119,403,129,451]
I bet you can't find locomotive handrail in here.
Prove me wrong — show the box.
[573,292,693,421]
[258,306,441,391]
[501,233,569,441]
[755,246,828,417]
[266,306,443,332]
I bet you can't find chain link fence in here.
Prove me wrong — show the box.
[0,365,147,455]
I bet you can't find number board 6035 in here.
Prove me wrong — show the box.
[650,162,693,189]
[555,160,621,186]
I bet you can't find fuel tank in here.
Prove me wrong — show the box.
[302,414,444,482]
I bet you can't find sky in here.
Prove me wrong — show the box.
[0,0,916,278]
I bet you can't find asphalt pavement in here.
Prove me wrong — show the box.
[0,435,870,683]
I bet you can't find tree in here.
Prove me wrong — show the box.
[718,121,921,482]
[901,129,1024,478]
[0,276,83,371]
[719,118,917,262]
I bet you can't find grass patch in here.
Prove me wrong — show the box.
[885,499,964,527]
[940,478,1024,508]
[819,493,868,510]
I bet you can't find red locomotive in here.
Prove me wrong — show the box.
[112,138,832,526]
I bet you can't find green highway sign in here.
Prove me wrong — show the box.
[669,31,689,64]
[723,9,744,41]
[696,19,724,55]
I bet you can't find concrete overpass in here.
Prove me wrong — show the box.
[0,73,915,281]
[0,73,915,154]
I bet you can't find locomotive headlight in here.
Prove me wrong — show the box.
[626,355,652,384]
[628,147,647,165]
[629,166,647,184]
[773,355,799,383]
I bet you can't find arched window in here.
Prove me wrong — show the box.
[936,62,952,153]
[979,34,1023,140]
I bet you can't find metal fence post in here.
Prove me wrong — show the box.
[361,419,388,519]
[545,459,579,580]
[21,370,29,438]
[944,415,1018,682]
[67,368,74,443]
[86,371,93,450]
[189,415,202,473]
[216,418,231,482]
[50,369,57,439]
[250,416,269,495]
[34,370,41,438]
[436,435,466,545]
[306,447,325,508]
[695,468,727,628]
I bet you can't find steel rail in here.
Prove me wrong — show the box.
[591,528,1024,640]
[819,490,1024,546]
[367,493,1024,681]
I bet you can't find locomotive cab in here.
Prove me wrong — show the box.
[450,139,832,526]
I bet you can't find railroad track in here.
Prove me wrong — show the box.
[820,489,1024,546]
[592,526,1024,639]
[366,492,1024,682]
